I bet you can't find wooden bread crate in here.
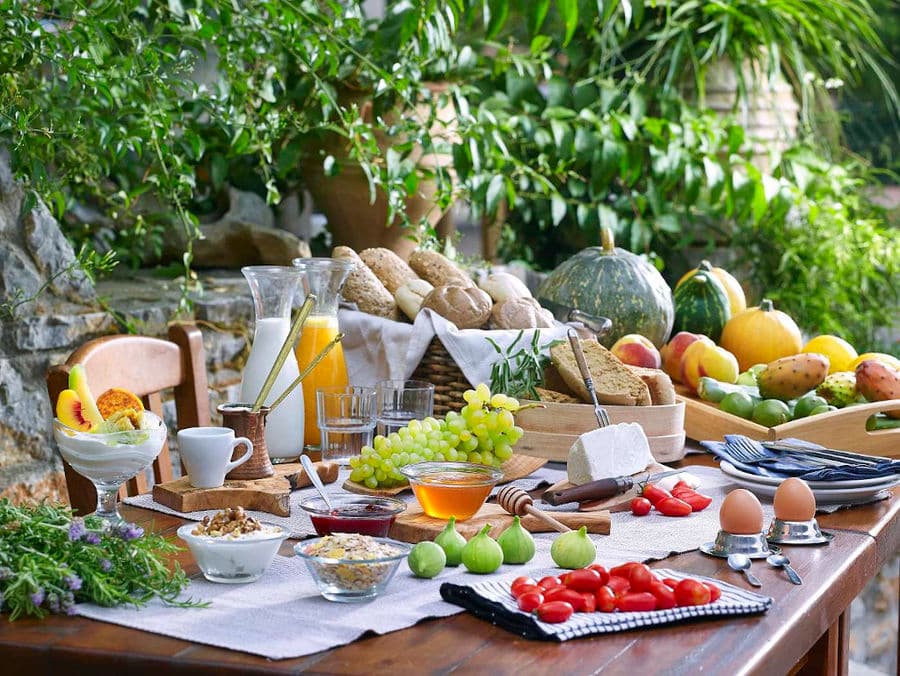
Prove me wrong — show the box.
[514,400,686,463]
[676,386,900,457]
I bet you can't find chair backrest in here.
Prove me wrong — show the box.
[46,323,210,515]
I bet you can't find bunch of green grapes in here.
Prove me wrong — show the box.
[348,383,526,489]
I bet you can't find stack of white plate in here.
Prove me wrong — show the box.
[719,461,900,505]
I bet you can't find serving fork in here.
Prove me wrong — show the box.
[567,329,610,428]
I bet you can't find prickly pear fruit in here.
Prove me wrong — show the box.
[816,371,859,408]
[855,360,900,419]
[757,353,830,401]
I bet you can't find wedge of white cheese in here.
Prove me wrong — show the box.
[566,423,653,485]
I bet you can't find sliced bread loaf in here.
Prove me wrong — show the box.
[625,366,676,405]
[333,246,400,320]
[550,340,652,406]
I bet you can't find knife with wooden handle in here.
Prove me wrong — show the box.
[542,469,683,506]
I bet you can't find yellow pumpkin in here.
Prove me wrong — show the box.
[719,299,802,371]
[676,260,747,317]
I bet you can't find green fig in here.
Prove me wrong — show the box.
[551,526,596,569]
[496,516,535,565]
[434,515,467,567]
[461,524,503,574]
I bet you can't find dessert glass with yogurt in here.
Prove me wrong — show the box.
[53,411,167,524]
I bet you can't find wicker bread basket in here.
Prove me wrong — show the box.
[410,338,469,416]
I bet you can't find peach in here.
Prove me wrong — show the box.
[611,334,662,369]
[697,345,740,388]
[664,333,712,383]
[56,389,94,431]
[680,338,718,392]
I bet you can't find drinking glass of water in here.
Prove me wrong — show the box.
[316,386,377,464]
[375,380,435,436]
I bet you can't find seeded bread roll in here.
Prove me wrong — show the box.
[359,247,419,294]
[625,366,676,405]
[421,284,492,329]
[332,246,399,320]
[394,279,434,321]
[491,297,555,330]
[550,340,652,406]
[409,249,474,288]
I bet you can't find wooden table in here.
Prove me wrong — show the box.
[2,458,897,676]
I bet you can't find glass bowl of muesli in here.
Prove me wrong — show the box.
[294,532,411,602]
[177,507,288,584]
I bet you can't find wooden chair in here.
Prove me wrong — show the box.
[46,323,211,515]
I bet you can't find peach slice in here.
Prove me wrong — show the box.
[68,364,104,427]
[97,388,144,420]
[56,389,94,431]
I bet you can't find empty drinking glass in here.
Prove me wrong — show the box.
[316,386,377,464]
[376,380,435,436]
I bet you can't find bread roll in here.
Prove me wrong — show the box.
[332,246,399,320]
[359,247,419,293]
[550,340,652,406]
[421,285,492,329]
[626,366,676,405]
[479,272,532,302]
[394,279,434,321]
[409,250,474,288]
[491,297,555,330]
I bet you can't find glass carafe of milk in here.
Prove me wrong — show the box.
[240,266,306,462]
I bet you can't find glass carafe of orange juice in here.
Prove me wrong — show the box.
[291,257,353,449]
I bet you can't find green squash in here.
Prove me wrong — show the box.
[672,271,731,342]
[537,228,674,348]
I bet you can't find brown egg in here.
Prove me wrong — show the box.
[719,489,764,535]
[773,477,816,522]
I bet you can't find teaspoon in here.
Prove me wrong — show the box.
[727,553,762,587]
[301,454,334,512]
[767,554,803,585]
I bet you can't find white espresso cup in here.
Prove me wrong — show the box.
[177,427,254,489]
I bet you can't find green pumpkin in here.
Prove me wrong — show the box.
[537,228,674,348]
[672,271,731,342]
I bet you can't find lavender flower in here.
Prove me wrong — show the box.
[118,524,144,541]
[100,559,112,572]
[47,592,61,614]
[62,591,76,615]
[31,589,45,607]
[84,532,101,545]
[0,566,12,581]
[64,574,82,591]
[68,519,86,541]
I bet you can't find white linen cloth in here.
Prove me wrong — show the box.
[339,307,572,388]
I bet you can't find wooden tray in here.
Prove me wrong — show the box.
[514,400,686,463]
[152,461,339,516]
[677,386,900,457]
[389,501,611,544]
[342,454,548,497]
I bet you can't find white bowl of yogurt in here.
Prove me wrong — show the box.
[177,518,288,584]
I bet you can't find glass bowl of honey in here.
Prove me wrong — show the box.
[400,462,503,520]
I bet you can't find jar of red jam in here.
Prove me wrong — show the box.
[300,495,407,537]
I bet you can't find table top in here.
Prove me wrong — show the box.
[2,455,897,676]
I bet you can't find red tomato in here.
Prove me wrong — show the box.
[675,579,712,606]
[648,582,677,610]
[580,592,597,613]
[640,483,671,506]
[511,576,536,592]
[627,564,657,593]
[630,497,652,516]
[595,586,617,613]
[587,564,610,585]
[662,577,680,590]
[537,575,563,592]
[703,582,722,603]
[563,568,604,592]
[616,592,658,612]
[656,496,692,517]
[516,591,544,612]
[511,583,540,599]
[535,601,574,623]
[609,562,640,578]
[680,492,713,512]
[606,575,631,596]
[544,588,588,612]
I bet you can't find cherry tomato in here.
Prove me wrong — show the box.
[606,575,631,596]
[616,592,658,612]
[587,564,610,585]
[595,586,617,613]
[640,483,671,506]
[630,497,652,516]
[627,564,657,593]
[537,575,563,592]
[579,592,597,613]
[517,590,545,613]
[609,562,640,578]
[703,582,722,603]
[681,492,713,512]
[563,568,604,592]
[535,601,574,623]
[648,581,677,609]
[544,588,588,612]
[675,579,712,606]
[655,496,692,517]
[511,583,541,599]
[511,576,536,593]
[662,577,680,590]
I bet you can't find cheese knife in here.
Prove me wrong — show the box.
[542,469,684,506]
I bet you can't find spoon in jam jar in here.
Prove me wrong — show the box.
[301,454,335,512]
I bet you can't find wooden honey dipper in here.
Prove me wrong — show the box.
[497,485,571,534]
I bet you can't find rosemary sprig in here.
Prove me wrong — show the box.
[487,330,561,400]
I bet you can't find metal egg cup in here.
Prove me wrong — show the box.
[766,517,833,546]
[700,530,781,559]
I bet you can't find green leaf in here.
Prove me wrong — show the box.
[551,195,567,226]
[598,204,619,232]
[528,0,551,35]
[486,174,507,213]
[703,157,725,202]
[558,0,578,45]
[485,0,509,39]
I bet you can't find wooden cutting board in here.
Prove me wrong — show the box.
[389,501,611,544]
[152,461,339,516]
[542,462,673,513]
